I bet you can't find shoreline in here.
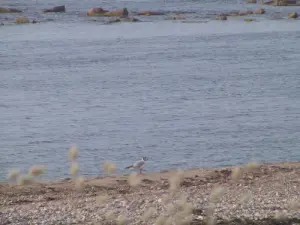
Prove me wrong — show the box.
[1,160,300,185]
[1,161,300,224]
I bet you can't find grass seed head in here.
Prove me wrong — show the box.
[142,207,155,221]
[116,215,127,225]
[206,203,215,217]
[210,186,226,203]
[207,216,215,225]
[68,145,79,161]
[287,199,300,210]
[155,215,167,225]
[105,210,115,221]
[75,176,85,190]
[179,214,193,225]
[182,202,194,215]
[245,161,260,171]
[177,194,188,208]
[166,203,177,215]
[128,172,141,187]
[28,165,46,176]
[169,169,184,192]
[274,210,284,220]
[103,161,116,174]
[162,194,171,204]
[69,162,79,176]
[240,192,252,205]
[7,169,21,180]
[17,174,33,185]
[231,167,242,181]
[96,194,109,204]
[165,216,174,225]
[174,212,185,223]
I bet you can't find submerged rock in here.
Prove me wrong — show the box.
[107,17,139,24]
[222,8,265,17]
[137,10,164,16]
[87,8,128,17]
[15,17,30,24]
[247,0,257,3]
[263,0,298,6]
[238,10,254,16]
[15,17,37,24]
[244,18,256,21]
[216,15,227,20]
[41,5,65,13]
[0,7,22,13]
[104,8,128,17]
[253,8,265,14]
[288,12,298,18]
[87,8,108,16]
[167,14,185,20]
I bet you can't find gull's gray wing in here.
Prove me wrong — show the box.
[133,160,145,168]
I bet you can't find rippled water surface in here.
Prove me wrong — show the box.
[1,0,300,181]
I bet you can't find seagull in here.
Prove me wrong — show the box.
[125,157,148,174]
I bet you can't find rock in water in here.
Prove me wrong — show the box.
[253,8,265,14]
[263,0,297,6]
[108,17,139,24]
[216,15,227,20]
[104,8,128,17]
[0,7,22,13]
[137,10,164,16]
[42,5,66,13]
[244,18,256,22]
[87,8,128,17]
[15,17,30,24]
[288,12,298,18]
[87,8,108,16]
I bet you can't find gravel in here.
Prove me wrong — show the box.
[0,162,300,225]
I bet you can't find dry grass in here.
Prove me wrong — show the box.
[68,144,79,161]
[7,169,20,180]
[28,165,46,176]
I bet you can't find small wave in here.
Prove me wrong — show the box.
[28,140,54,144]
[0,104,9,108]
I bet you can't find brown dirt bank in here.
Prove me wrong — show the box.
[1,161,300,224]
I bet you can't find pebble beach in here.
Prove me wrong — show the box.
[1,161,300,225]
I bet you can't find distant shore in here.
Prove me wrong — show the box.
[1,161,300,224]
